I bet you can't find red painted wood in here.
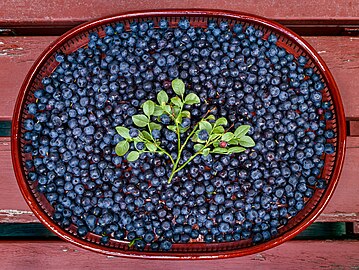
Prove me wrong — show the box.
[350,121,359,136]
[1,136,358,223]
[0,240,358,269]
[353,222,359,234]
[0,0,358,26]
[0,36,358,120]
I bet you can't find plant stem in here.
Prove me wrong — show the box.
[167,133,221,184]
[142,126,175,164]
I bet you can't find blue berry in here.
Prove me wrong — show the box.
[198,129,209,141]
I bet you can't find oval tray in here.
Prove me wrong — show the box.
[12,9,346,259]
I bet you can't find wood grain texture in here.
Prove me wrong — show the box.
[1,136,359,223]
[0,36,358,120]
[0,240,358,269]
[0,0,358,25]
[350,121,359,136]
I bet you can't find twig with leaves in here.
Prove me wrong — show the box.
[115,78,255,183]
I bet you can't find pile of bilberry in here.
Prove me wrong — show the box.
[22,18,335,251]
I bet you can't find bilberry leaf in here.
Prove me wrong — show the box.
[199,120,212,133]
[162,105,172,114]
[181,111,191,118]
[184,93,200,105]
[153,105,164,116]
[143,100,155,117]
[194,144,204,152]
[209,134,220,141]
[171,96,183,108]
[141,131,152,140]
[206,115,216,121]
[127,151,140,162]
[191,133,199,142]
[212,147,228,154]
[145,142,157,152]
[228,138,240,145]
[173,106,181,117]
[132,114,149,127]
[172,78,185,96]
[115,126,131,139]
[115,141,129,156]
[157,90,168,105]
[239,135,255,147]
[212,126,225,134]
[149,122,162,131]
[179,126,189,134]
[228,146,246,154]
[222,132,234,142]
[215,117,228,127]
[202,148,210,156]
[234,125,251,138]
[167,125,177,132]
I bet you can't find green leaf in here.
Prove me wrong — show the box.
[179,126,189,134]
[171,96,183,108]
[115,141,129,156]
[167,125,177,132]
[143,100,155,117]
[162,105,172,114]
[153,105,164,116]
[206,115,216,121]
[132,137,142,143]
[141,131,152,140]
[115,126,131,139]
[209,134,220,141]
[202,148,210,156]
[228,138,240,145]
[184,93,200,105]
[228,146,246,154]
[176,113,182,124]
[199,121,212,133]
[181,111,191,118]
[127,151,140,162]
[172,78,185,96]
[173,106,181,118]
[132,114,149,127]
[149,122,162,131]
[213,141,219,147]
[157,90,168,105]
[212,147,228,154]
[222,132,234,142]
[191,133,199,142]
[215,117,228,127]
[194,144,204,152]
[212,126,225,134]
[145,142,157,152]
[239,136,256,147]
[234,125,251,138]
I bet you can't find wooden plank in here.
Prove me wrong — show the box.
[0,36,358,120]
[1,136,359,223]
[0,0,358,25]
[0,240,358,269]
[350,121,359,136]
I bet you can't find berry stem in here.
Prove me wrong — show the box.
[167,128,221,184]
[143,125,175,164]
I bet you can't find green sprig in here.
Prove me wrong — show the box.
[115,78,255,183]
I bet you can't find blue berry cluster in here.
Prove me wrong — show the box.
[22,18,335,251]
